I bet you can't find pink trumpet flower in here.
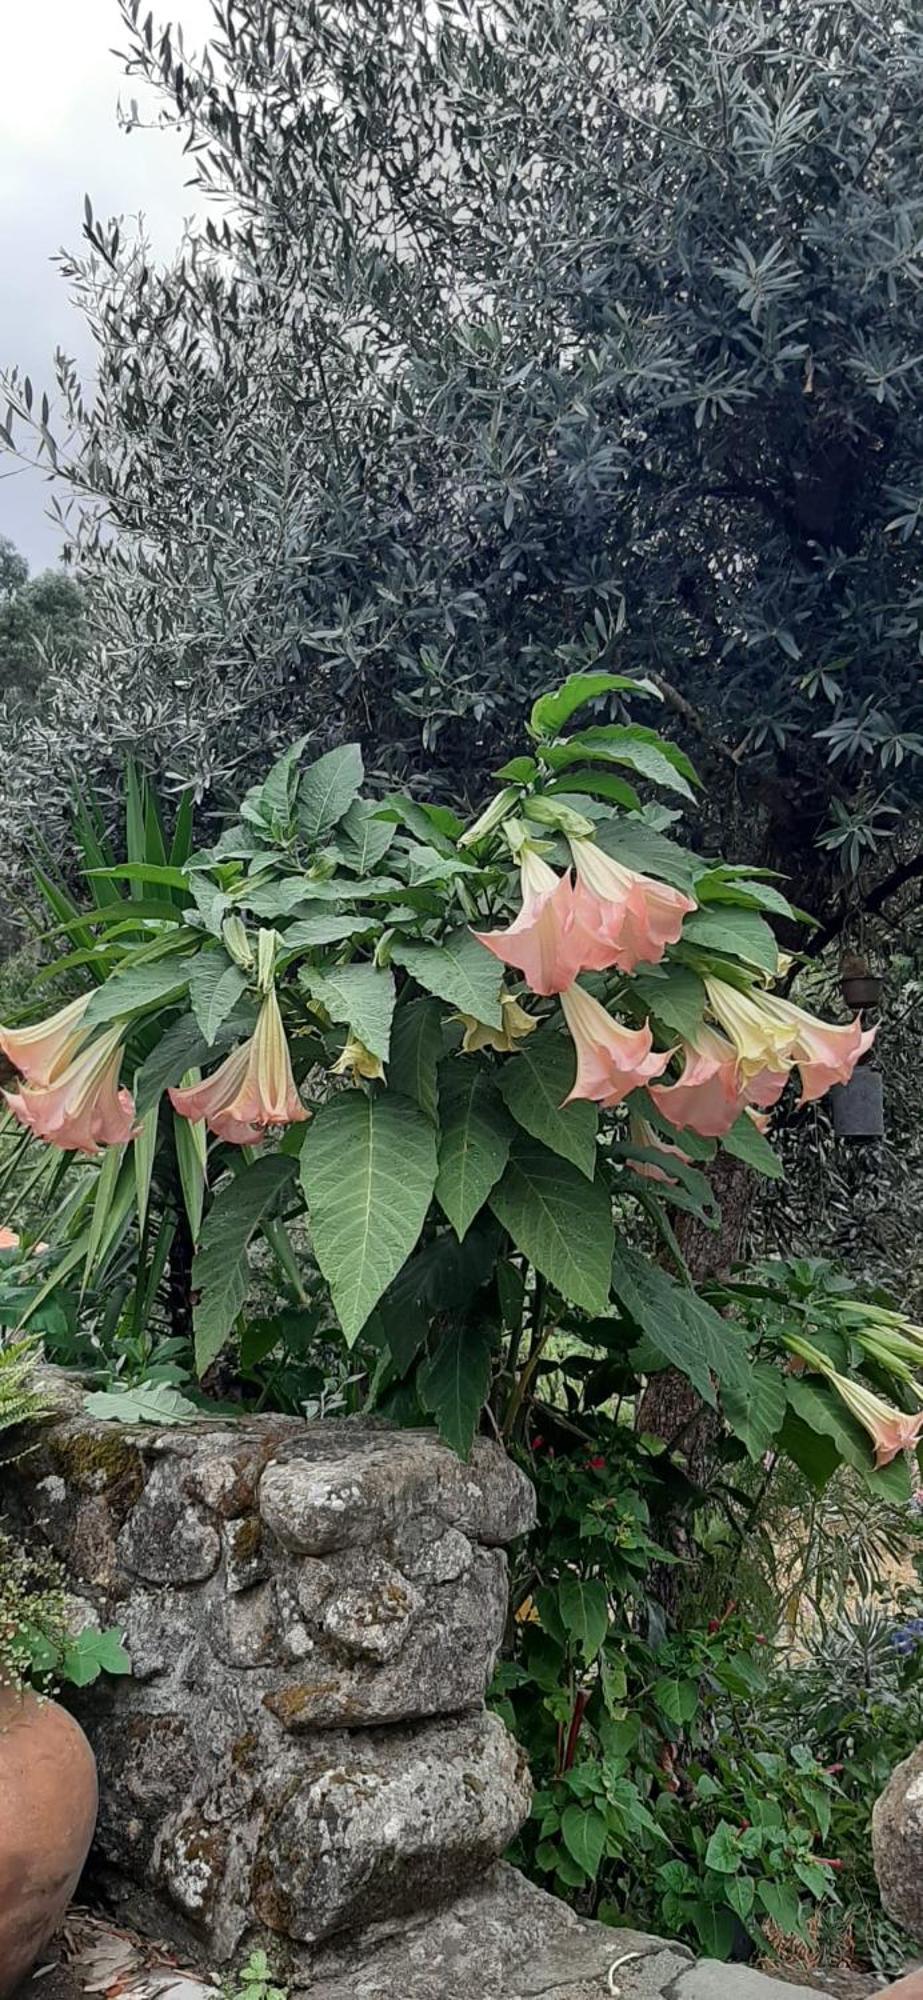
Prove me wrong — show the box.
[649,1024,786,1138]
[4,1027,138,1155]
[786,1334,923,1467]
[560,982,670,1109]
[830,1373,923,1468]
[0,993,92,1086]
[474,849,610,997]
[569,837,696,973]
[759,993,877,1104]
[0,1228,19,1250]
[170,989,307,1144]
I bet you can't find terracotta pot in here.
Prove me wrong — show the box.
[0,1683,97,1996]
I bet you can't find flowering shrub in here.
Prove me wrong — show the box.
[0,678,899,1463]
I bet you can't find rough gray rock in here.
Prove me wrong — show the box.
[873,1742,923,1944]
[0,1407,535,1976]
[296,1864,694,1998]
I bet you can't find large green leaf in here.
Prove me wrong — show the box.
[558,1574,609,1662]
[244,734,309,829]
[681,905,779,976]
[541,726,697,800]
[418,1322,493,1455]
[392,927,503,1028]
[282,911,371,950]
[436,1069,513,1238]
[192,1155,296,1374]
[297,743,364,842]
[560,1803,607,1882]
[84,1380,200,1425]
[722,1111,784,1179]
[777,1408,841,1492]
[500,1027,597,1178]
[336,799,397,871]
[573,724,699,788]
[388,996,444,1122]
[633,967,706,1042]
[612,1242,748,1405]
[721,1362,787,1460]
[545,769,641,811]
[695,871,801,923]
[300,1092,437,1343]
[239,875,319,919]
[135,1012,210,1112]
[530,672,659,739]
[188,952,248,1044]
[490,1136,612,1314]
[84,960,190,1028]
[302,963,396,1062]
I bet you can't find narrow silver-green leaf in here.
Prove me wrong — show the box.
[300,1092,437,1344]
[82,1144,129,1292]
[133,1091,158,1234]
[173,1101,207,1245]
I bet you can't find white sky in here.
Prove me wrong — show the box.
[0,0,215,569]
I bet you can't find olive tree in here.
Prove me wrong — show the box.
[3,0,923,946]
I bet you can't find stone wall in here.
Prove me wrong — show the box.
[8,1393,867,2000]
[1,1400,537,1977]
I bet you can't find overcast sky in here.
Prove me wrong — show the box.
[0,0,215,570]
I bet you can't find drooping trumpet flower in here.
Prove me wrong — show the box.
[569,836,695,972]
[758,992,877,1103]
[785,1335,923,1467]
[475,849,612,996]
[170,990,306,1144]
[560,981,670,1109]
[0,993,93,1086]
[5,1026,138,1155]
[649,1022,786,1138]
